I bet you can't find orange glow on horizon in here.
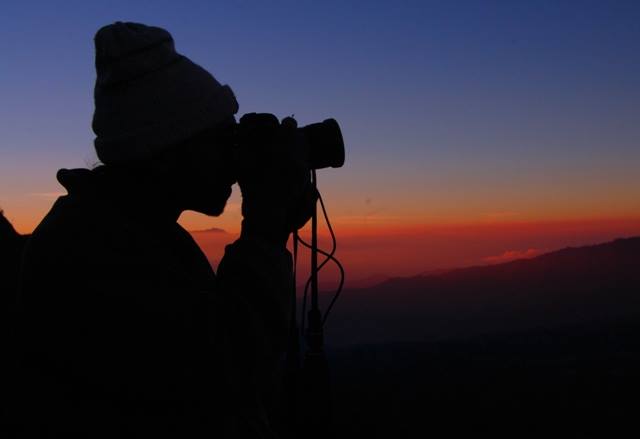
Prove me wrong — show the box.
[6,183,640,286]
[190,216,640,287]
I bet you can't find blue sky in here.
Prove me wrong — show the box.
[1,0,639,232]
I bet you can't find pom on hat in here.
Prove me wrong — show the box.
[92,22,239,164]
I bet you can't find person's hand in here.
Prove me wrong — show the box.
[236,113,317,246]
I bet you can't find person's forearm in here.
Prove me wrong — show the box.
[239,205,290,248]
[217,233,293,354]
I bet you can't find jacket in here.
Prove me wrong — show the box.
[12,167,292,438]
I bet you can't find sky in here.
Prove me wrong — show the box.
[1,0,640,282]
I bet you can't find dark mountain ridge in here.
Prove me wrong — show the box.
[325,236,640,346]
[326,237,640,437]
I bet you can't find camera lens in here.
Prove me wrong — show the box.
[301,119,345,170]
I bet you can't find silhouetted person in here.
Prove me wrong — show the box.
[11,22,314,438]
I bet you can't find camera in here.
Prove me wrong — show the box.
[237,113,345,171]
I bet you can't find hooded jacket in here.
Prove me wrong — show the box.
[12,167,292,438]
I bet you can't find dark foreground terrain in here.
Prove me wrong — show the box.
[323,238,640,437]
[328,320,640,438]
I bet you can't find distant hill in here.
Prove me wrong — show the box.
[324,237,640,346]
[189,227,227,234]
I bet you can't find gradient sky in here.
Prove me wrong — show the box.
[2,1,640,281]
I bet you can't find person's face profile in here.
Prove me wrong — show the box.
[180,123,237,217]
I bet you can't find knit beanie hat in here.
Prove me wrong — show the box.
[92,22,238,164]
